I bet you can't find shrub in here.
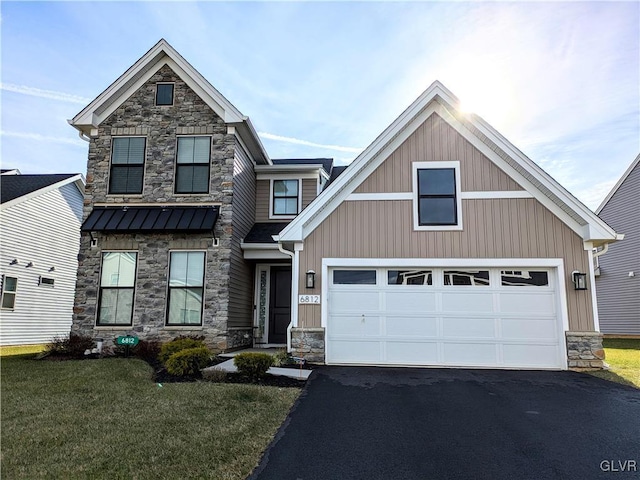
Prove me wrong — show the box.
[202,367,228,382]
[234,352,274,380]
[165,347,211,377]
[159,337,206,364]
[272,349,292,367]
[46,334,95,358]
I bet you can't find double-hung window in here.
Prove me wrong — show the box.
[413,161,462,230]
[272,179,299,216]
[109,137,145,194]
[1,276,18,309]
[175,137,210,194]
[97,252,137,325]
[167,251,205,325]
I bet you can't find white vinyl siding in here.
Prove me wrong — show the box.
[0,183,83,346]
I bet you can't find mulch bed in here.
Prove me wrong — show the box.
[35,352,310,388]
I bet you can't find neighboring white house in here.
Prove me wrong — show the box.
[0,171,85,346]
[595,155,640,336]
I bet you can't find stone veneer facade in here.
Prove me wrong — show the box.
[72,64,251,351]
[291,328,325,363]
[565,332,605,369]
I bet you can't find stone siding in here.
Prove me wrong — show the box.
[566,331,605,369]
[73,64,253,350]
[291,327,325,363]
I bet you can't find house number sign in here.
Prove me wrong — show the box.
[299,295,321,304]
[116,335,139,346]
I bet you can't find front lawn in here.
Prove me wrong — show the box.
[1,356,300,479]
[589,338,640,388]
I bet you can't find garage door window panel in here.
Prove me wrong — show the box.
[501,270,549,287]
[333,270,376,285]
[387,270,432,285]
[444,270,490,286]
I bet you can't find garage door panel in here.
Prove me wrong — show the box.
[330,340,381,363]
[443,343,498,365]
[330,315,381,336]
[501,318,557,340]
[329,291,380,312]
[327,266,562,369]
[502,344,560,367]
[386,316,438,337]
[385,291,437,312]
[386,342,438,364]
[499,293,555,315]
[442,317,495,338]
[441,293,494,313]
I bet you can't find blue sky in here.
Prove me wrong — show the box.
[1,1,638,210]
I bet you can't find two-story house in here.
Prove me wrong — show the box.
[71,39,619,370]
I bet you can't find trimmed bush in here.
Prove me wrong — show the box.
[165,347,211,377]
[234,352,274,380]
[159,337,206,364]
[46,334,95,358]
[272,349,292,367]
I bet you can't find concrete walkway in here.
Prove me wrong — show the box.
[203,358,312,380]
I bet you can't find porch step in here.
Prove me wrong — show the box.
[204,359,312,380]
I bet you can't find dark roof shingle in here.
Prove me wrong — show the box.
[1,174,79,204]
[244,222,290,243]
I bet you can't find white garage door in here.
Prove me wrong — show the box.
[326,267,564,369]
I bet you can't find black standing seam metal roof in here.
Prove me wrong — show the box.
[243,222,290,243]
[81,206,219,232]
[1,174,79,203]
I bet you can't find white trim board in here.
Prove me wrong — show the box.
[345,190,534,201]
[596,153,640,214]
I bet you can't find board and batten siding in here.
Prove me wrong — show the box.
[0,183,83,345]
[228,142,257,328]
[255,178,319,222]
[298,198,593,332]
[596,162,640,335]
[355,113,523,193]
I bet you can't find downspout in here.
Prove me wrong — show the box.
[277,239,296,352]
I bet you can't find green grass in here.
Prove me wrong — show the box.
[1,356,300,479]
[589,338,640,388]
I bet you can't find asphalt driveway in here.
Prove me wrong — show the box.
[250,367,640,480]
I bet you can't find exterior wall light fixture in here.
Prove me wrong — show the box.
[306,270,316,289]
[572,271,587,290]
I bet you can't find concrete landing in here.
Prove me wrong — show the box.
[204,358,312,380]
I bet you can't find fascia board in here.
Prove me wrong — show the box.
[596,153,640,214]
[462,109,618,241]
[0,174,84,211]
[255,164,324,173]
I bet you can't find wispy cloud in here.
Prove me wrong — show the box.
[1,131,86,147]
[258,131,362,154]
[0,83,91,104]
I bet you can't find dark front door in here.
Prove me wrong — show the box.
[269,266,292,344]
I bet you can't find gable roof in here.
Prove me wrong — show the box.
[1,174,84,208]
[278,81,619,246]
[68,39,269,164]
[596,153,640,214]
